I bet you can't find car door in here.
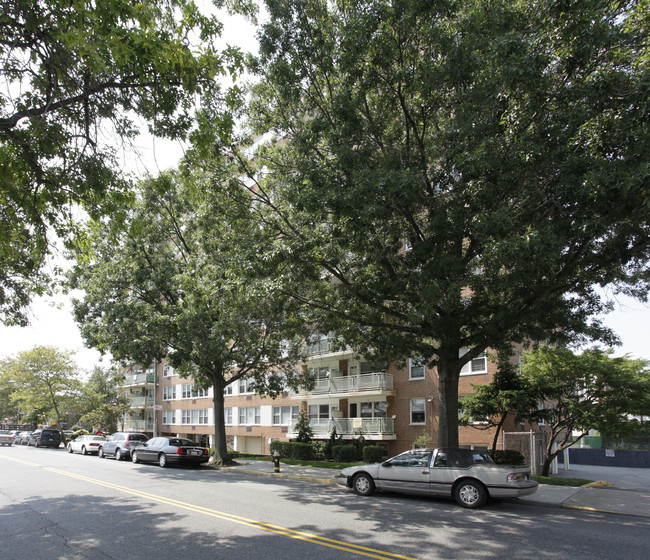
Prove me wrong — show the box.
[107,433,123,455]
[429,450,469,496]
[140,438,160,461]
[375,450,433,495]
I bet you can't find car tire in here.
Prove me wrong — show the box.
[158,453,167,468]
[115,448,123,461]
[81,446,88,455]
[352,473,375,496]
[454,479,488,509]
[131,450,140,463]
[98,447,104,458]
[67,444,73,453]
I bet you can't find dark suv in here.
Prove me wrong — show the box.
[29,428,62,448]
[99,432,148,460]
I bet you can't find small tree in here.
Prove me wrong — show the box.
[294,410,314,443]
[521,346,650,476]
[78,367,130,433]
[459,351,538,450]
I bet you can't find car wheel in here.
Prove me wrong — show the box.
[131,450,140,463]
[81,446,88,455]
[454,479,488,509]
[67,444,73,453]
[98,447,104,458]
[115,448,123,461]
[352,472,375,496]
[158,453,167,468]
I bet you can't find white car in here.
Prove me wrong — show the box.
[67,434,106,455]
[336,448,538,509]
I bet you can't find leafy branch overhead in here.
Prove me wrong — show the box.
[0,0,248,325]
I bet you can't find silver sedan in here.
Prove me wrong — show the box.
[336,447,538,508]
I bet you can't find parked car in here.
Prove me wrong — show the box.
[67,434,106,455]
[0,430,14,446]
[29,428,62,448]
[131,437,209,468]
[99,432,148,460]
[15,431,33,445]
[335,448,538,509]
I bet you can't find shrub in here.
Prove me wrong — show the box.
[490,449,525,465]
[291,442,314,460]
[332,444,357,462]
[362,445,384,464]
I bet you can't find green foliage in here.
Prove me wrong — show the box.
[78,367,130,433]
[242,0,650,449]
[0,346,82,428]
[332,444,358,463]
[490,450,525,465]
[270,440,314,460]
[71,172,310,464]
[362,445,384,464]
[0,0,247,325]
[521,346,650,475]
[294,410,314,443]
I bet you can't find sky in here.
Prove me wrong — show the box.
[1,4,649,373]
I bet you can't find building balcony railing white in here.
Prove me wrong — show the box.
[298,372,393,396]
[305,338,353,357]
[290,417,395,436]
[122,420,154,432]
[122,373,155,386]
[129,396,154,407]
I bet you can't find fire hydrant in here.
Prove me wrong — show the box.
[272,451,281,473]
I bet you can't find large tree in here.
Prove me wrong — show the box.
[237,0,650,447]
[0,345,82,429]
[0,0,249,325]
[78,367,131,433]
[520,346,650,476]
[70,171,310,464]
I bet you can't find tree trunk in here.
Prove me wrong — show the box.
[492,413,507,451]
[437,355,461,448]
[210,372,232,466]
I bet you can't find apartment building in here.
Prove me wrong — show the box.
[120,337,535,458]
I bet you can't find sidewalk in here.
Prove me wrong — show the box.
[216,460,650,518]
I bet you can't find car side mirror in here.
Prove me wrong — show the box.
[381,461,392,467]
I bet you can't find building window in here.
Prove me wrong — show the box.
[192,386,208,398]
[162,386,176,400]
[410,399,426,424]
[360,361,387,374]
[273,405,299,425]
[409,357,425,380]
[162,410,176,424]
[163,365,175,377]
[308,404,329,421]
[181,410,191,424]
[224,408,232,425]
[181,384,192,399]
[224,384,233,396]
[198,409,209,424]
[356,401,387,419]
[239,407,261,425]
[459,348,488,376]
[238,377,255,394]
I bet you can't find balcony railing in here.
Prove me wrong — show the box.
[129,396,154,407]
[299,372,393,396]
[122,419,153,432]
[305,338,352,357]
[290,417,394,436]
[122,373,155,386]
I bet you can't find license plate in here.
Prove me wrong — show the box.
[190,449,202,456]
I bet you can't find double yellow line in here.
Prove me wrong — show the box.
[2,455,418,560]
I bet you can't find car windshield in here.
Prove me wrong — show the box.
[130,434,148,441]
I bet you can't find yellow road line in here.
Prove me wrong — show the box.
[0,456,418,560]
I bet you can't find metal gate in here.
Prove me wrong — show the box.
[503,431,547,475]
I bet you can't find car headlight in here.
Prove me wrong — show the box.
[507,473,526,482]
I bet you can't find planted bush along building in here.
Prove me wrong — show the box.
[120,339,544,458]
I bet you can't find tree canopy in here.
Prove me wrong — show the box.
[236,0,650,447]
[0,345,82,429]
[0,0,248,325]
[521,346,650,475]
[70,171,310,464]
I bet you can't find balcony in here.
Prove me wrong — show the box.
[122,373,155,387]
[122,419,154,432]
[128,396,154,408]
[289,417,395,438]
[297,372,394,397]
[305,337,352,357]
